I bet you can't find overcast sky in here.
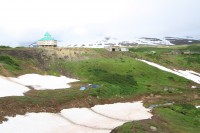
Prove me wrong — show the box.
[0,0,200,46]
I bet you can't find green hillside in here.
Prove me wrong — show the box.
[130,44,200,72]
[0,45,199,132]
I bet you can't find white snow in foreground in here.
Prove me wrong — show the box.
[91,101,152,121]
[0,101,152,133]
[9,74,79,90]
[0,74,79,98]
[0,76,30,97]
[61,108,124,129]
[0,113,107,133]
[138,59,200,84]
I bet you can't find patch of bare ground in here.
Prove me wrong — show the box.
[111,112,174,133]
[0,64,11,77]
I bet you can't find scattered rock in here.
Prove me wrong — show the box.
[164,88,169,91]
[150,126,157,132]
[164,87,175,93]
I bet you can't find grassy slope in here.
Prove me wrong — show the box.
[113,104,200,133]
[0,46,199,132]
[59,57,190,98]
[50,47,199,132]
[0,48,46,76]
[130,44,200,72]
[111,44,200,133]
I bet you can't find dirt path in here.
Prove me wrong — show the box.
[0,64,10,77]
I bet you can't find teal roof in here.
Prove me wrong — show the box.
[39,32,56,41]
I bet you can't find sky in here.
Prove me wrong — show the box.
[0,0,200,46]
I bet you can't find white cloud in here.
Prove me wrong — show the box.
[0,0,200,46]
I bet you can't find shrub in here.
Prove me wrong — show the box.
[89,68,137,86]
[0,45,11,48]
[170,104,200,116]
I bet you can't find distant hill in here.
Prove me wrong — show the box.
[165,37,200,45]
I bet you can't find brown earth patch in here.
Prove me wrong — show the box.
[1,90,199,124]
[0,64,11,77]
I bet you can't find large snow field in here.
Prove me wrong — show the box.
[0,113,108,133]
[0,101,152,133]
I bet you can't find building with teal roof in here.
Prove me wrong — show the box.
[37,32,57,47]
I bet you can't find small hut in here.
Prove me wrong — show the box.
[105,46,121,52]
[105,46,129,52]
[120,47,129,52]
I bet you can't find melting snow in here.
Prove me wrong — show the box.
[61,108,124,129]
[91,101,152,121]
[191,86,197,89]
[0,113,108,133]
[138,59,200,84]
[9,74,79,90]
[0,76,29,97]
[0,74,79,97]
[0,101,152,133]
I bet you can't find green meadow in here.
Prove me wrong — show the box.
[0,45,199,132]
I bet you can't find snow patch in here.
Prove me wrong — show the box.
[9,74,79,90]
[0,101,152,133]
[196,106,200,109]
[191,86,197,89]
[91,101,152,121]
[0,76,30,97]
[138,59,200,84]
[0,74,79,98]
[61,108,124,129]
[0,113,107,133]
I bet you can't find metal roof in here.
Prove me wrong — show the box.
[39,32,56,41]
